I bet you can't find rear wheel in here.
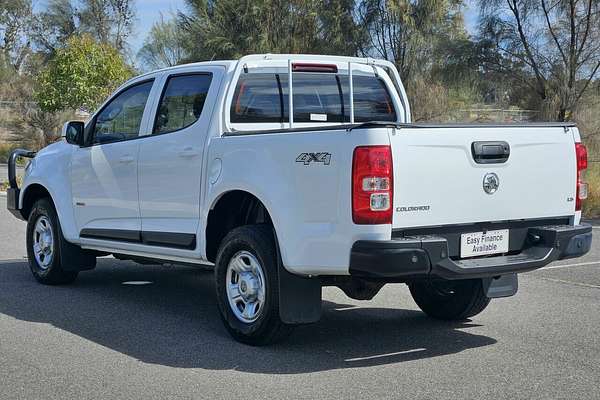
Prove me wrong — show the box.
[409,279,490,320]
[26,199,81,285]
[215,225,292,345]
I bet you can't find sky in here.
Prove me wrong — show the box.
[132,0,187,52]
[463,1,479,35]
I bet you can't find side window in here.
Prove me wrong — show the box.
[348,75,397,122]
[230,74,283,123]
[153,74,213,134]
[92,80,153,145]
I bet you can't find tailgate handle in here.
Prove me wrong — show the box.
[471,141,510,164]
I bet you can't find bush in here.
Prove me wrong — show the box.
[407,77,449,122]
[575,95,600,218]
[0,143,19,164]
[583,163,600,219]
[35,34,133,113]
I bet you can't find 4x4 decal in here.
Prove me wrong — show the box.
[296,152,331,165]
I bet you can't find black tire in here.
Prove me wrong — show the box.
[26,198,80,285]
[409,279,491,320]
[215,224,292,345]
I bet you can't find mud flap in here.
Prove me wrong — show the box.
[483,274,518,298]
[59,235,97,271]
[278,264,322,324]
[273,228,321,324]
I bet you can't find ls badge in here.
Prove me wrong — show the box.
[296,152,331,165]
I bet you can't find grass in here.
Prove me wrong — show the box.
[583,163,600,218]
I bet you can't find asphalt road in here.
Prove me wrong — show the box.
[0,163,24,183]
[1,195,599,400]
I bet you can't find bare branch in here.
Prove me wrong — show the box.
[576,0,594,61]
[506,0,547,97]
[573,61,600,106]
[541,0,568,67]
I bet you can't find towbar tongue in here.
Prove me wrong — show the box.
[483,274,518,298]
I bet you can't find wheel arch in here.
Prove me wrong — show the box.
[19,180,79,242]
[20,183,54,220]
[205,189,279,263]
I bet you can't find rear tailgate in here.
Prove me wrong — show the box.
[390,125,577,229]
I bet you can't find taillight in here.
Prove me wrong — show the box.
[576,142,588,211]
[352,146,393,224]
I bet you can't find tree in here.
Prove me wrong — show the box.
[31,0,135,56]
[478,0,600,121]
[0,0,32,71]
[177,0,362,61]
[356,0,465,83]
[79,0,135,52]
[137,15,187,69]
[356,0,475,121]
[35,34,133,113]
[29,0,77,56]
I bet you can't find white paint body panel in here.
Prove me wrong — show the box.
[71,141,141,232]
[16,55,581,277]
[205,128,392,275]
[19,141,80,241]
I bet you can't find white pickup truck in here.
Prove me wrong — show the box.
[7,54,592,345]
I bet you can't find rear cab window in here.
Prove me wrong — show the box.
[229,67,397,130]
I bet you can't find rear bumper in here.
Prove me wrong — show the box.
[350,224,592,280]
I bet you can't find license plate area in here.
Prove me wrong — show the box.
[460,229,509,258]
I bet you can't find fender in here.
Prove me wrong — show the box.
[19,142,79,242]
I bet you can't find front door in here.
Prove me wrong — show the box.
[71,80,155,238]
[137,69,221,250]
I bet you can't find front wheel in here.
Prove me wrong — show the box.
[409,279,491,320]
[26,198,79,285]
[215,225,292,345]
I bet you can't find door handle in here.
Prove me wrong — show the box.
[178,147,199,158]
[118,155,135,164]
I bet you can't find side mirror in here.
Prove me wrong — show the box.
[62,121,84,146]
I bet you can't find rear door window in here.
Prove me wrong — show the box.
[153,73,213,134]
[230,72,396,124]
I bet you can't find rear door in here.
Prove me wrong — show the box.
[389,126,577,229]
[136,67,222,250]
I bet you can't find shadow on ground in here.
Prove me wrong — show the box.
[0,259,496,373]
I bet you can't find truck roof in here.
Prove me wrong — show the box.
[138,54,397,77]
